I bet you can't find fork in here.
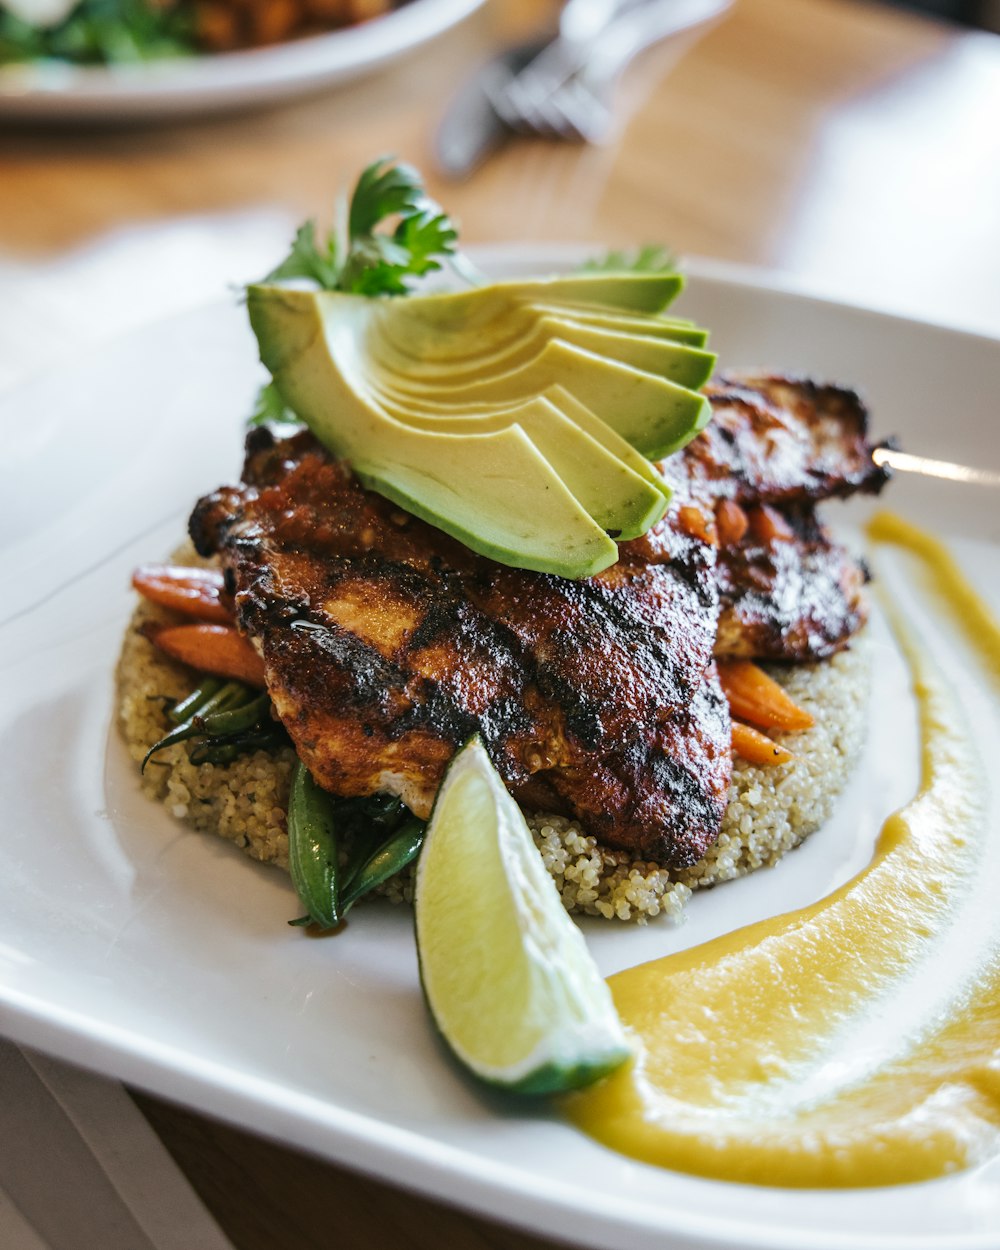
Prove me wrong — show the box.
[488,0,733,143]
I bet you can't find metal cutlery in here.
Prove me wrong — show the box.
[490,0,733,142]
[434,35,552,180]
[434,0,733,177]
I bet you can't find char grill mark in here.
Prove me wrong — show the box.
[190,430,729,866]
[666,373,885,662]
[527,672,732,869]
[187,374,889,866]
[685,373,891,507]
[713,507,868,661]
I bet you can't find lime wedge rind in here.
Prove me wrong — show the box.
[414,737,631,1095]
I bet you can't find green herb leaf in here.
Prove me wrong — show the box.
[393,204,459,276]
[1,0,193,67]
[341,157,459,293]
[348,157,428,238]
[248,380,299,429]
[256,157,458,299]
[580,244,679,275]
[262,220,340,288]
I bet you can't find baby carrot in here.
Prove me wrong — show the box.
[732,722,795,767]
[718,660,815,732]
[133,564,232,624]
[149,623,266,687]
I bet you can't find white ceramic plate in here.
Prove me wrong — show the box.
[0,0,484,121]
[2,249,1000,1250]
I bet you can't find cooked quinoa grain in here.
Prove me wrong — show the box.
[117,596,297,867]
[117,552,869,923]
[523,642,869,921]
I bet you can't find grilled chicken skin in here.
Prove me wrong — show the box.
[687,373,891,507]
[671,372,888,661]
[191,429,730,867]
[189,372,888,866]
[712,505,869,660]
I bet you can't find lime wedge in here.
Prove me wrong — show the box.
[414,737,632,1095]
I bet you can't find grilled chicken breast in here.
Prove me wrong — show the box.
[190,371,888,866]
[679,373,888,661]
[688,373,890,506]
[192,430,729,866]
[713,505,869,660]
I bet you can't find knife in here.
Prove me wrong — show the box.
[434,36,552,180]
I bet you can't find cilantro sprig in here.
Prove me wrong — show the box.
[580,244,679,275]
[247,380,300,430]
[261,156,458,297]
[262,221,341,290]
[250,157,460,429]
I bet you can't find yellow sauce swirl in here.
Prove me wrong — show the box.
[566,511,1000,1186]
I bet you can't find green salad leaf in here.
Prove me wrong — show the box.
[0,0,192,66]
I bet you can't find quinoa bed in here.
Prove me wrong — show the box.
[117,581,869,924]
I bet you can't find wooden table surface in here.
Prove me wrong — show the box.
[4,0,1000,1246]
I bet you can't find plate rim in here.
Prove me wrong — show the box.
[0,0,486,118]
[1,253,999,1250]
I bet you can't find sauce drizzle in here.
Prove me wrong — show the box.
[567,511,1000,1187]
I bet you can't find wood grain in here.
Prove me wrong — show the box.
[4,0,998,332]
[133,1091,557,1250]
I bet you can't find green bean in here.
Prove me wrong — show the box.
[206,681,256,715]
[199,692,271,737]
[338,794,408,889]
[287,760,341,929]
[140,681,254,772]
[168,677,225,725]
[188,726,287,765]
[188,741,237,766]
[340,832,373,891]
[142,715,204,772]
[340,817,425,915]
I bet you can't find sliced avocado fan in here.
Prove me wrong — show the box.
[247,273,714,578]
[368,311,713,386]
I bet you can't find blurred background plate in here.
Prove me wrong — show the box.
[0,0,486,122]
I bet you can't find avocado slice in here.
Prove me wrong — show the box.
[393,384,672,499]
[304,288,711,460]
[247,276,712,576]
[375,301,708,369]
[249,287,619,578]
[530,303,709,347]
[366,308,712,388]
[358,393,669,540]
[251,290,667,541]
[370,339,711,461]
[371,315,713,391]
[353,425,621,578]
[497,272,685,313]
[364,272,686,365]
